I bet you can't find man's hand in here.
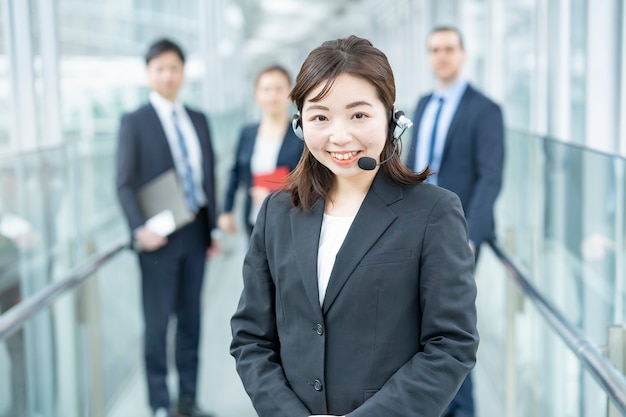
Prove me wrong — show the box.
[206,237,220,259]
[134,226,167,252]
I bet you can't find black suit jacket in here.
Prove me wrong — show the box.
[222,122,303,229]
[406,84,504,247]
[231,172,478,417]
[116,103,217,246]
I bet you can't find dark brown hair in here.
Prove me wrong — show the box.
[145,38,185,65]
[285,35,429,211]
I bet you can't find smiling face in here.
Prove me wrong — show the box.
[301,73,388,179]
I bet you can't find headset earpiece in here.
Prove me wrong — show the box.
[292,113,304,140]
[390,109,413,140]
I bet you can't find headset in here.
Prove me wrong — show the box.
[291,109,412,142]
[291,109,412,171]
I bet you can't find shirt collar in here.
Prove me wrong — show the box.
[433,77,468,102]
[149,91,184,118]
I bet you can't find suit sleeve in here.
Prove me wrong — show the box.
[222,129,246,213]
[466,101,504,245]
[349,191,478,417]
[230,197,312,417]
[199,113,217,231]
[115,113,145,232]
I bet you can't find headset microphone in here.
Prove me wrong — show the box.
[357,110,412,171]
[357,141,397,171]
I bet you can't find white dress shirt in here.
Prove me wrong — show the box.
[415,78,468,185]
[149,91,207,208]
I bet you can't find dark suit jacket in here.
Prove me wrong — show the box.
[222,122,303,230]
[230,172,478,417]
[406,84,504,247]
[116,103,217,247]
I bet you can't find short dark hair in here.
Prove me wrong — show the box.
[285,35,428,211]
[145,38,185,65]
[429,26,465,50]
[255,65,292,87]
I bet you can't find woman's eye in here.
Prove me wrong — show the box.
[313,115,328,122]
[353,113,366,119]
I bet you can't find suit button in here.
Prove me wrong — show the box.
[313,379,323,391]
[315,323,324,335]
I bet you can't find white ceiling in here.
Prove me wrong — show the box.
[236,0,367,67]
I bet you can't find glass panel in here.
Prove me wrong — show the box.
[0,1,11,151]
[501,1,536,130]
[0,106,244,416]
[570,0,587,143]
[482,128,626,416]
[475,245,608,417]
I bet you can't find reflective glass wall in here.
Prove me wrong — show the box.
[297,0,625,153]
[478,130,626,416]
[0,0,245,416]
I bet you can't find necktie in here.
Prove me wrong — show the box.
[427,97,445,167]
[172,110,199,213]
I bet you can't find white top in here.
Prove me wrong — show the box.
[251,134,283,174]
[317,213,355,306]
[149,91,206,208]
[249,134,283,224]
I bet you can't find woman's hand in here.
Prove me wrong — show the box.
[249,186,271,208]
[218,212,238,234]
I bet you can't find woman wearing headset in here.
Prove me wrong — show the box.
[230,36,478,417]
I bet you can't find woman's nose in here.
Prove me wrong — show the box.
[328,121,351,145]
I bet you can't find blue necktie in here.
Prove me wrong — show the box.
[427,97,445,167]
[172,110,199,213]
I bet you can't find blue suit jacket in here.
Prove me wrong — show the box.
[406,84,504,247]
[222,122,304,230]
[116,103,217,245]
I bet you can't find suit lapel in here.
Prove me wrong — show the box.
[291,200,325,314]
[322,174,401,314]
[147,104,176,169]
[407,95,431,170]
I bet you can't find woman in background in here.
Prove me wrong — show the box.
[218,65,304,236]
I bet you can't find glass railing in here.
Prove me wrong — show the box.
[0,108,244,417]
[474,129,626,417]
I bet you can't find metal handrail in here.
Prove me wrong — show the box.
[0,236,130,342]
[488,239,626,415]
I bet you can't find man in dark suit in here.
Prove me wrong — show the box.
[116,38,217,417]
[406,26,504,417]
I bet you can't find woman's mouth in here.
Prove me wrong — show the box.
[329,151,360,161]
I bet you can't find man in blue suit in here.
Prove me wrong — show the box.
[406,26,504,417]
[116,39,216,417]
